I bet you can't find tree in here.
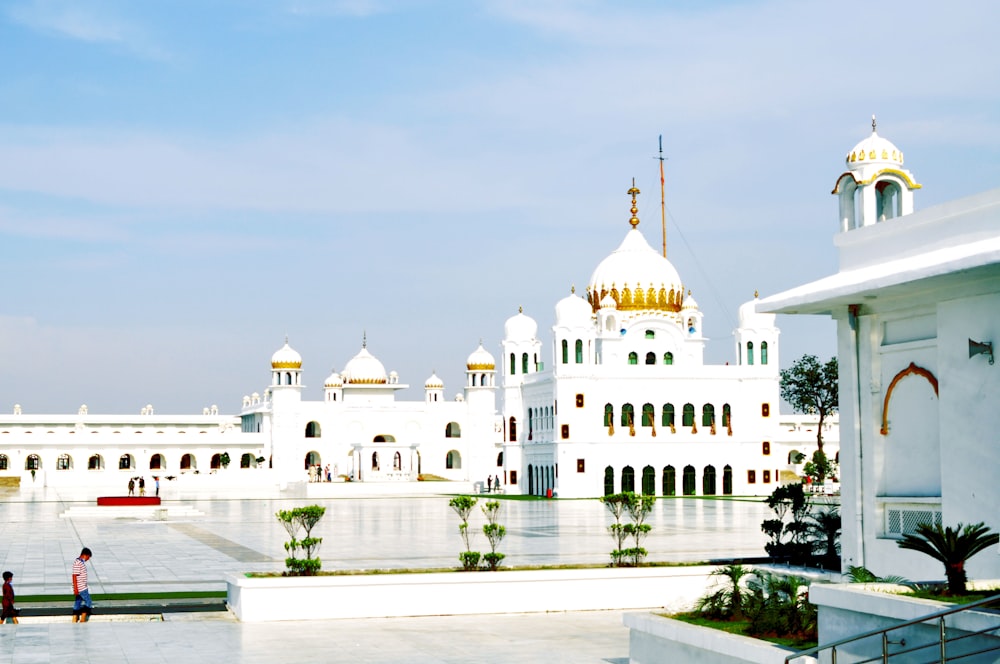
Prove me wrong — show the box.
[275,505,326,575]
[780,355,838,478]
[448,495,481,570]
[481,500,506,571]
[897,522,999,595]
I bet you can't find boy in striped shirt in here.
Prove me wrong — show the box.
[72,547,93,623]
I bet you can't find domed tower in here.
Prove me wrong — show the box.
[340,335,406,406]
[270,338,303,404]
[553,287,595,374]
[424,371,444,403]
[833,116,920,232]
[323,369,343,403]
[681,291,704,339]
[464,342,497,411]
[502,308,542,381]
[734,291,779,370]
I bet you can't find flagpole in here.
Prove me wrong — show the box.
[658,135,667,258]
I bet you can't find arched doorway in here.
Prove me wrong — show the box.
[662,465,675,496]
[641,466,655,495]
[682,465,696,495]
[621,466,635,493]
[604,466,614,495]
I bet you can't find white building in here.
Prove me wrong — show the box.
[498,184,837,498]
[761,120,1000,581]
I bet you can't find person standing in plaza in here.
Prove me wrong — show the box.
[71,547,93,623]
[154,476,160,497]
[138,476,146,496]
[2,571,18,624]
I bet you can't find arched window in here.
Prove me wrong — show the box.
[57,454,72,470]
[211,453,222,470]
[662,465,676,496]
[88,455,103,471]
[621,466,635,493]
[722,404,732,428]
[682,465,696,495]
[641,403,655,427]
[561,339,568,364]
[663,352,673,365]
[703,465,717,495]
[528,408,533,438]
[522,353,529,374]
[372,452,380,471]
[510,353,516,375]
[305,451,320,467]
[628,352,638,365]
[496,452,503,467]
[373,434,396,443]
[603,404,614,427]
[446,450,461,469]
[723,465,733,495]
[150,454,165,470]
[641,466,655,495]
[509,417,517,442]
[119,454,133,470]
[747,341,754,365]
[662,403,675,428]
[445,422,462,438]
[0,455,7,471]
[621,403,635,427]
[702,404,715,427]
[645,330,655,339]
[604,466,615,496]
[180,454,195,470]
[575,339,583,364]
[240,453,253,469]
[528,464,534,495]
[393,451,401,471]
[25,454,40,471]
[682,403,695,427]
[761,341,768,365]
[645,352,656,365]
[305,421,321,438]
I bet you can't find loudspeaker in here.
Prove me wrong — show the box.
[969,339,995,364]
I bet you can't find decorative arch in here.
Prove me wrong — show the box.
[445,422,462,438]
[373,434,396,443]
[149,453,165,470]
[305,421,321,438]
[446,450,461,469]
[880,362,939,435]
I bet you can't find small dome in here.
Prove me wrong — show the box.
[555,289,593,327]
[466,343,496,370]
[682,292,699,310]
[342,346,388,384]
[271,339,302,369]
[846,119,903,169]
[425,372,444,389]
[600,293,617,309]
[738,292,776,329]
[324,370,343,388]
[504,308,538,341]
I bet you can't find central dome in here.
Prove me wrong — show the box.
[342,346,388,385]
[587,228,684,313]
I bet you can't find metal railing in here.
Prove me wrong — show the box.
[786,593,1000,663]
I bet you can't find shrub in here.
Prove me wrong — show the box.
[600,492,654,567]
[481,500,506,571]
[897,521,999,595]
[449,496,481,570]
[275,505,326,576]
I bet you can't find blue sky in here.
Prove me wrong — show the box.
[1,0,999,413]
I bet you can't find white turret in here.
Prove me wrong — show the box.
[734,291,779,369]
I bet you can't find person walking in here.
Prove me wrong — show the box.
[1,571,18,624]
[128,478,135,496]
[71,547,93,623]
[487,476,492,492]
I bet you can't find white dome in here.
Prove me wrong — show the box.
[271,339,302,369]
[846,122,903,169]
[738,293,776,329]
[425,372,444,389]
[324,370,342,388]
[555,289,593,328]
[587,228,684,313]
[682,292,699,310]
[600,293,617,309]
[466,343,496,370]
[504,308,538,341]
[342,346,388,384]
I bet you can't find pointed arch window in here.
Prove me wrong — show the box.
[522,353,529,374]
[662,465,676,496]
[723,465,733,495]
[603,466,615,496]
[747,341,754,365]
[645,352,656,365]
[682,465,696,495]
[645,330,655,339]
[702,404,715,427]
[761,341,768,365]
[641,466,655,495]
[722,403,732,427]
[575,339,583,364]
[662,403,675,428]
[682,403,695,427]
[561,339,569,364]
[621,466,635,493]
[663,352,673,365]
[628,352,638,365]
[703,465,717,495]
[603,404,614,428]
[510,353,516,375]
[641,403,655,427]
[508,417,517,442]
[620,403,635,428]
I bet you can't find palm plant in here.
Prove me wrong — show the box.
[897,522,999,595]
[695,564,749,620]
[844,565,910,586]
[806,508,841,570]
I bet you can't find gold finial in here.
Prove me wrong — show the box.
[571,285,576,294]
[872,114,877,133]
[362,330,367,349]
[754,289,759,298]
[284,335,289,344]
[518,306,523,314]
[627,177,641,228]
[687,289,691,295]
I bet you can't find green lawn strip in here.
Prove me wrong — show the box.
[668,612,818,650]
[16,590,226,604]
[247,560,710,578]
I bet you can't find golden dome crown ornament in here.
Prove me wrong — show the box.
[628,178,641,228]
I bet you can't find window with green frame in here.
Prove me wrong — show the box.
[628,352,638,365]
[575,339,583,363]
[561,339,568,364]
[747,341,754,365]
[645,352,656,365]
[604,466,614,495]
[682,465,696,495]
[603,403,614,427]
[682,403,695,426]
[621,466,635,493]
[641,466,655,495]
[510,353,516,375]
[722,403,731,427]
[662,403,675,427]
[645,330,655,339]
[522,353,529,374]
[702,403,715,427]
[621,403,634,427]
[662,465,676,496]
[641,403,654,426]
[761,341,768,365]
[663,352,673,365]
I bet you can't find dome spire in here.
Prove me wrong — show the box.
[362,330,367,349]
[872,114,877,133]
[628,178,641,228]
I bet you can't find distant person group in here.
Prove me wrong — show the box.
[486,475,502,493]
[126,476,160,497]
[2,546,94,624]
[308,464,338,483]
